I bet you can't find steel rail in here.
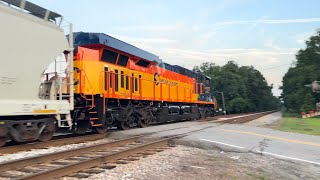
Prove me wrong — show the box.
[0,111,277,155]
[201,110,277,124]
[221,110,277,124]
[0,133,107,154]
[0,125,192,154]
[0,136,141,172]
[0,126,212,180]
[19,137,174,180]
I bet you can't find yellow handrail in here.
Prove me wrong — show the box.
[79,69,95,109]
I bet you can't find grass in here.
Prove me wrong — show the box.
[276,117,320,136]
[246,172,268,180]
[281,111,301,118]
[209,156,221,161]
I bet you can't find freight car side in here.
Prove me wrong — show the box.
[0,0,74,146]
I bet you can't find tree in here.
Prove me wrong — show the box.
[228,97,252,114]
[281,30,320,113]
[194,61,280,114]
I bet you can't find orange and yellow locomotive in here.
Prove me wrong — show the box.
[70,32,216,134]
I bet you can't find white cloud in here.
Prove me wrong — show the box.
[107,17,319,96]
[212,18,320,27]
[294,31,315,45]
[114,23,186,34]
[113,18,320,40]
[160,47,297,67]
[156,47,296,96]
[107,32,297,96]
[264,39,281,50]
[263,57,280,64]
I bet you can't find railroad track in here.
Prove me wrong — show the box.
[0,125,194,155]
[197,112,253,122]
[199,110,277,124]
[0,135,143,179]
[0,133,107,155]
[215,110,277,124]
[0,111,278,179]
[0,111,277,154]
[0,127,211,180]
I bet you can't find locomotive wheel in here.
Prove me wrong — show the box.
[0,127,8,147]
[93,126,108,134]
[118,115,136,130]
[117,121,129,130]
[39,123,56,142]
[0,137,8,147]
[127,116,137,128]
[138,117,149,128]
[74,120,90,135]
[197,111,202,120]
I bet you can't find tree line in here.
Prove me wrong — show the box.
[194,61,281,114]
[281,30,320,114]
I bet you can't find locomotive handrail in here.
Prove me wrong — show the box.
[78,69,95,108]
[41,72,58,82]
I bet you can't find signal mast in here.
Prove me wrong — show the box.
[302,81,320,118]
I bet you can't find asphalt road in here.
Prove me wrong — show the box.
[181,123,320,166]
[110,112,320,167]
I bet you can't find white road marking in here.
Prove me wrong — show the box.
[200,139,245,149]
[255,150,320,166]
[199,139,320,166]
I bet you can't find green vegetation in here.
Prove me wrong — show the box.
[277,117,320,136]
[282,111,301,118]
[281,30,320,113]
[246,172,268,180]
[194,61,281,114]
[209,156,221,161]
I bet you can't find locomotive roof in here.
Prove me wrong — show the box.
[72,32,163,65]
[72,32,210,81]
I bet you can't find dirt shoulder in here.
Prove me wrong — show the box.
[84,145,320,180]
[244,111,282,127]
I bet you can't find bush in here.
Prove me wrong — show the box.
[228,97,253,114]
[282,110,301,118]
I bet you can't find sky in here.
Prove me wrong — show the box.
[29,0,320,96]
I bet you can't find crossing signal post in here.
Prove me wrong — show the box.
[302,81,320,118]
[311,81,320,93]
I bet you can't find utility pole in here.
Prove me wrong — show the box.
[303,80,320,117]
[214,91,227,116]
[221,91,226,116]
